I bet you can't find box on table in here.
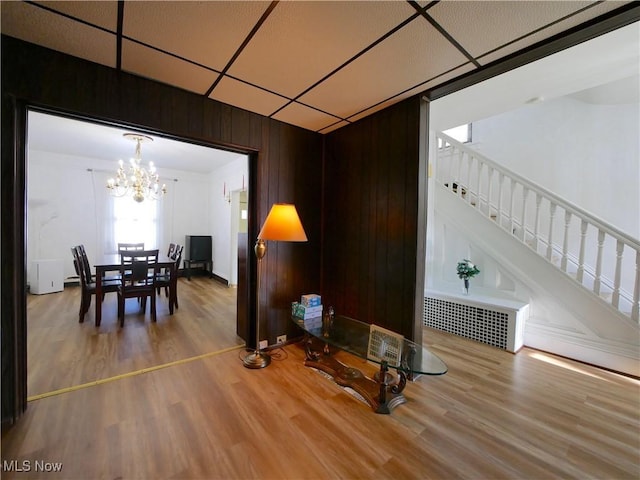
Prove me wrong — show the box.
[291,302,323,320]
[301,294,322,307]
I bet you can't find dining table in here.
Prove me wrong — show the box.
[93,253,177,326]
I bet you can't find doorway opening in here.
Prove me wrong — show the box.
[26,109,251,397]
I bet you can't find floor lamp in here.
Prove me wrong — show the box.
[243,203,308,369]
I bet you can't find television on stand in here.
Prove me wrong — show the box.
[184,235,212,280]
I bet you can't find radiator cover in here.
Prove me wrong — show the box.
[424,291,528,352]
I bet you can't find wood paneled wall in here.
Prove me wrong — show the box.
[322,97,425,341]
[1,36,322,424]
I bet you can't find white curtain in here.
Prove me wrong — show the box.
[90,169,162,255]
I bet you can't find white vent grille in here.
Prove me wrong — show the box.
[423,293,529,352]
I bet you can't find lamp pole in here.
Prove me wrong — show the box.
[242,204,307,369]
[243,238,270,368]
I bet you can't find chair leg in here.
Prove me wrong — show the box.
[78,298,85,323]
[118,295,124,327]
[80,292,91,323]
[151,293,156,322]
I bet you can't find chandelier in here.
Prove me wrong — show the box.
[106,133,167,203]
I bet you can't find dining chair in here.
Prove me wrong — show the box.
[156,244,183,312]
[78,244,121,283]
[117,242,145,281]
[117,249,159,327]
[71,246,120,324]
[159,242,176,283]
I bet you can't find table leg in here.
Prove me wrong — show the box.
[303,337,407,414]
[95,271,102,327]
[169,266,176,315]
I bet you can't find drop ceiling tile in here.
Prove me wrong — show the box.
[209,76,290,118]
[318,120,350,134]
[477,1,637,65]
[122,1,270,71]
[36,0,119,30]
[347,63,476,124]
[228,1,417,98]
[298,17,469,120]
[122,39,219,95]
[272,102,342,132]
[0,1,117,68]
[429,0,601,59]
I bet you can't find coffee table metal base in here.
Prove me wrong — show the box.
[303,337,407,414]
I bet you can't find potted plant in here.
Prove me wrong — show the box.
[456,259,480,295]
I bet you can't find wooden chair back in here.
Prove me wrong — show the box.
[120,249,159,289]
[117,242,145,253]
[172,244,184,265]
[76,244,94,283]
[71,245,91,288]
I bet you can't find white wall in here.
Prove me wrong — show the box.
[431,187,639,376]
[469,96,639,238]
[428,22,640,297]
[209,157,248,284]
[425,23,640,375]
[26,150,234,285]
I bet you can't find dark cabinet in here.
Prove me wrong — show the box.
[184,235,212,280]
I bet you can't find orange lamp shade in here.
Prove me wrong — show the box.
[257,204,308,242]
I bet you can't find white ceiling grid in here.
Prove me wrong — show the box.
[0,0,636,133]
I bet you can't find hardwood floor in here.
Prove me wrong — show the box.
[25,275,244,398]
[2,279,639,479]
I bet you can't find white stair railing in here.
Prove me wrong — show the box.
[436,132,640,324]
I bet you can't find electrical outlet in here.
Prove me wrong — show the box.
[276,334,287,345]
[259,340,268,350]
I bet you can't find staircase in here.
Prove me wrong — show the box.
[431,132,640,375]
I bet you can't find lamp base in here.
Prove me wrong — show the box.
[243,350,271,369]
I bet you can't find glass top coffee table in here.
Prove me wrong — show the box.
[292,313,447,414]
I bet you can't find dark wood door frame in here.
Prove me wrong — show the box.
[1,102,259,427]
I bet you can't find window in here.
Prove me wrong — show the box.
[438,123,471,148]
[113,196,158,249]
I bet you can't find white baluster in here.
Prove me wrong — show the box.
[448,145,455,193]
[487,166,494,220]
[475,160,482,210]
[632,249,639,323]
[464,152,471,201]
[509,179,516,236]
[576,219,587,283]
[532,194,542,252]
[611,240,624,308]
[561,210,572,272]
[520,187,529,242]
[546,202,557,262]
[456,148,463,198]
[594,229,605,296]
[497,173,505,229]
[464,154,475,204]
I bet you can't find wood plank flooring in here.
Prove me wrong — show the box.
[2,278,639,479]
[25,275,243,397]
